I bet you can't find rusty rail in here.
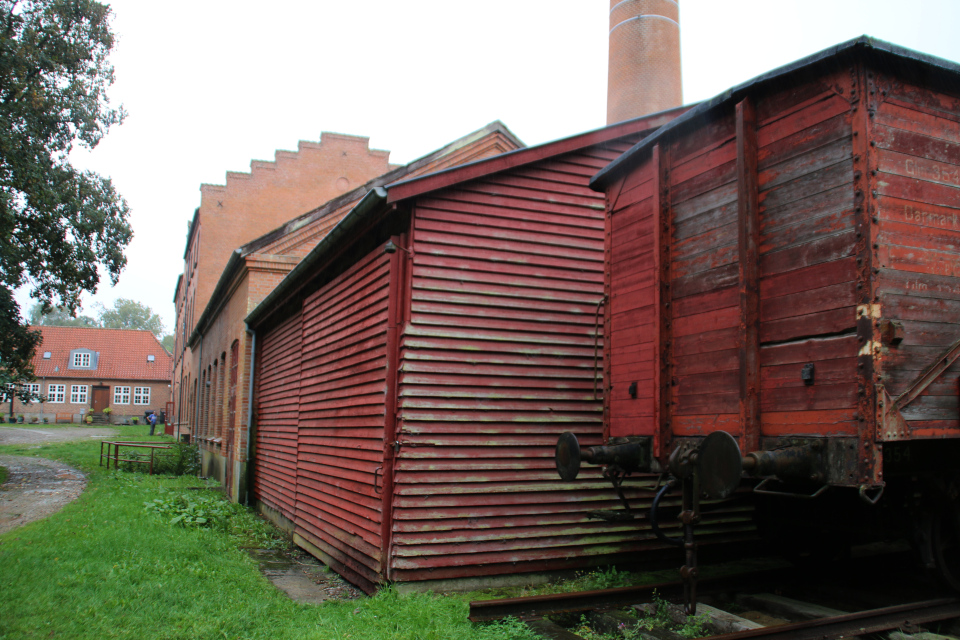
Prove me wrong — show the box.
[468,569,785,622]
[707,598,960,640]
[99,440,173,475]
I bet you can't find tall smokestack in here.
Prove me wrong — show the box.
[607,0,682,124]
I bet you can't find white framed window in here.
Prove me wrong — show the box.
[18,383,40,403]
[73,352,91,368]
[114,386,131,405]
[134,386,151,405]
[70,385,88,404]
[48,384,65,403]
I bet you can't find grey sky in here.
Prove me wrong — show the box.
[18,0,960,332]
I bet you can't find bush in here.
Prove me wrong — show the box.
[143,488,285,548]
[153,441,201,476]
[117,441,200,476]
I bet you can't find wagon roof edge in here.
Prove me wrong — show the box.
[590,35,960,191]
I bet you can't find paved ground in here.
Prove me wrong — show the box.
[0,426,114,534]
[0,426,116,445]
[0,455,86,534]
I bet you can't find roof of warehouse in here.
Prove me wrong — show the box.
[385,104,691,204]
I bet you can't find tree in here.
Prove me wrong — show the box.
[28,298,166,336]
[96,298,163,336]
[0,0,130,385]
[27,302,97,327]
[161,334,173,353]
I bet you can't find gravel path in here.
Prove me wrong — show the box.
[0,426,115,534]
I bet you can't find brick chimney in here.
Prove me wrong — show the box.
[607,0,683,124]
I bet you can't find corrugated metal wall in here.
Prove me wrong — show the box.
[295,249,392,593]
[253,312,302,522]
[389,141,714,583]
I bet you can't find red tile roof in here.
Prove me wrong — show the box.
[30,326,172,381]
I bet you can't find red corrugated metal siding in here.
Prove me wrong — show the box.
[253,311,302,522]
[295,249,391,593]
[390,141,756,583]
[873,75,960,436]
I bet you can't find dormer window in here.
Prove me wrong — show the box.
[68,349,97,370]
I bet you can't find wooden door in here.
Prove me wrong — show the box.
[92,386,110,412]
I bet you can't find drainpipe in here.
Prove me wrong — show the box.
[244,324,256,506]
[175,364,185,442]
[193,335,203,440]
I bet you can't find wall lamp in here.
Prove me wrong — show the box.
[383,241,412,255]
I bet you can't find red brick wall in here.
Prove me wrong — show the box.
[9,378,171,422]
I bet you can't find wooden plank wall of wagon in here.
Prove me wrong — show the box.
[755,74,860,438]
[667,113,743,437]
[608,156,657,440]
[252,311,302,523]
[295,250,391,593]
[873,76,960,436]
[390,140,755,584]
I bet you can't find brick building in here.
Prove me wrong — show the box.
[8,326,171,424]
[175,122,523,501]
[172,133,403,440]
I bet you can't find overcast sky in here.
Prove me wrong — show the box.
[18,0,960,332]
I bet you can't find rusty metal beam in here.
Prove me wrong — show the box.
[653,144,673,458]
[852,62,882,486]
[736,97,760,455]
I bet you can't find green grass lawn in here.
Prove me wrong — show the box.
[0,429,539,640]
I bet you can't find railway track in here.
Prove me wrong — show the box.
[470,552,960,640]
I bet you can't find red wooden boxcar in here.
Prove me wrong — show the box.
[571,37,960,590]
[247,109,761,592]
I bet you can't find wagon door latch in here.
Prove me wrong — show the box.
[650,431,743,616]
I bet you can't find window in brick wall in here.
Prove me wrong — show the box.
[134,386,150,405]
[114,386,130,404]
[48,384,65,403]
[70,385,88,404]
[21,383,40,402]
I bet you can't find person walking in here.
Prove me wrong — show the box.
[147,411,157,436]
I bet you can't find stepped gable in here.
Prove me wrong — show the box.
[247,121,523,259]
[200,132,396,201]
[31,326,172,381]
[186,121,523,347]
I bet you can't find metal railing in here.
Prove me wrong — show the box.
[99,440,174,475]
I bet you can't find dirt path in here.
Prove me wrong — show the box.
[0,426,114,534]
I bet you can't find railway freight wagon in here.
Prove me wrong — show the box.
[555,37,960,601]
[246,110,761,593]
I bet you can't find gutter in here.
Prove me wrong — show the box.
[246,186,390,329]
